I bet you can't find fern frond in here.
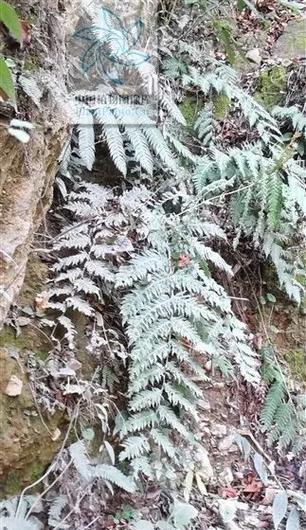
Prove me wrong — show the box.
[48,495,68,528]
[194,105,214,146]
[267,173,283,230]
[118,208,260,475]
[273,105,306,137]
[161,93,187,125]
[69,441,135,492]
[69,441,92,481]
[76,107,95,170]
[0,517,40,530]
[261,380,285,430]
[119,436,150,461]
[260,349,305,450]
[142,126,178,172]
[94,464,136,492]
[125,126,153,174]
[151,429,176,458]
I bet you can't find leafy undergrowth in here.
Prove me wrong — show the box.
[1,0,306,529]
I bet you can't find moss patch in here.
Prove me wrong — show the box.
[213,93,231,120]
[0,325,50,359]
[18,255,49,307]
[255,66,286,110]
[294,34,306,50]
[213,19,237,65]
[179,97,198,129]
[0,254,51,356]
[0,348,64,497]
[3,473,22,497]
[24,56,40,72]
[0,398,64,495]
[0,327,28,350]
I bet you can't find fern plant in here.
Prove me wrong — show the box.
[133,499,198,530]
[69,440,136,492]
[0,495,42,530]
[116,203,260,478]
[194,104,215,146]
[161,49,305,302]
[68,0,199,176]
[182,63,281,143]
[0,517,40,530]
[47,182,152,348]
[74,102,181,175]
[273,105,306,138]
[260,348,306,452]
[47,495,68,529]
[0,441,135,530]
[193,141,306,302]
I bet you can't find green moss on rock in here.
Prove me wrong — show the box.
[0,325,50,360]
[213,18,236,65]
[4,473,22,497]
[18,255,49,307]
[214,93,231,120]
[255,66,286,110]
[179,97,198,129]
[0,327,28,350]
[272,19,306,61]
[0,349,65,497]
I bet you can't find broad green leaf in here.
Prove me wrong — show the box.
[0,1,22,41]
[236,0,261,17]
[0,56,15,101]
[273,491,288,529]
[297,141,305,156]
[234,434,251,461]
[195,472,207,495]
[253,452,268,486]
[157,523,174,530]
[278,0,306,11]
[286,507,299,530]
[171,501,198,528]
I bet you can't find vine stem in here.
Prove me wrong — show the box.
[80,517,100,530]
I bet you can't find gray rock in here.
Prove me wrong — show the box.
[211,423,227,437]
[5,375,23,397]
[218,434,235,452]
[235,30,267,73]
[273,19,306,61]
[245,48,262,65]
